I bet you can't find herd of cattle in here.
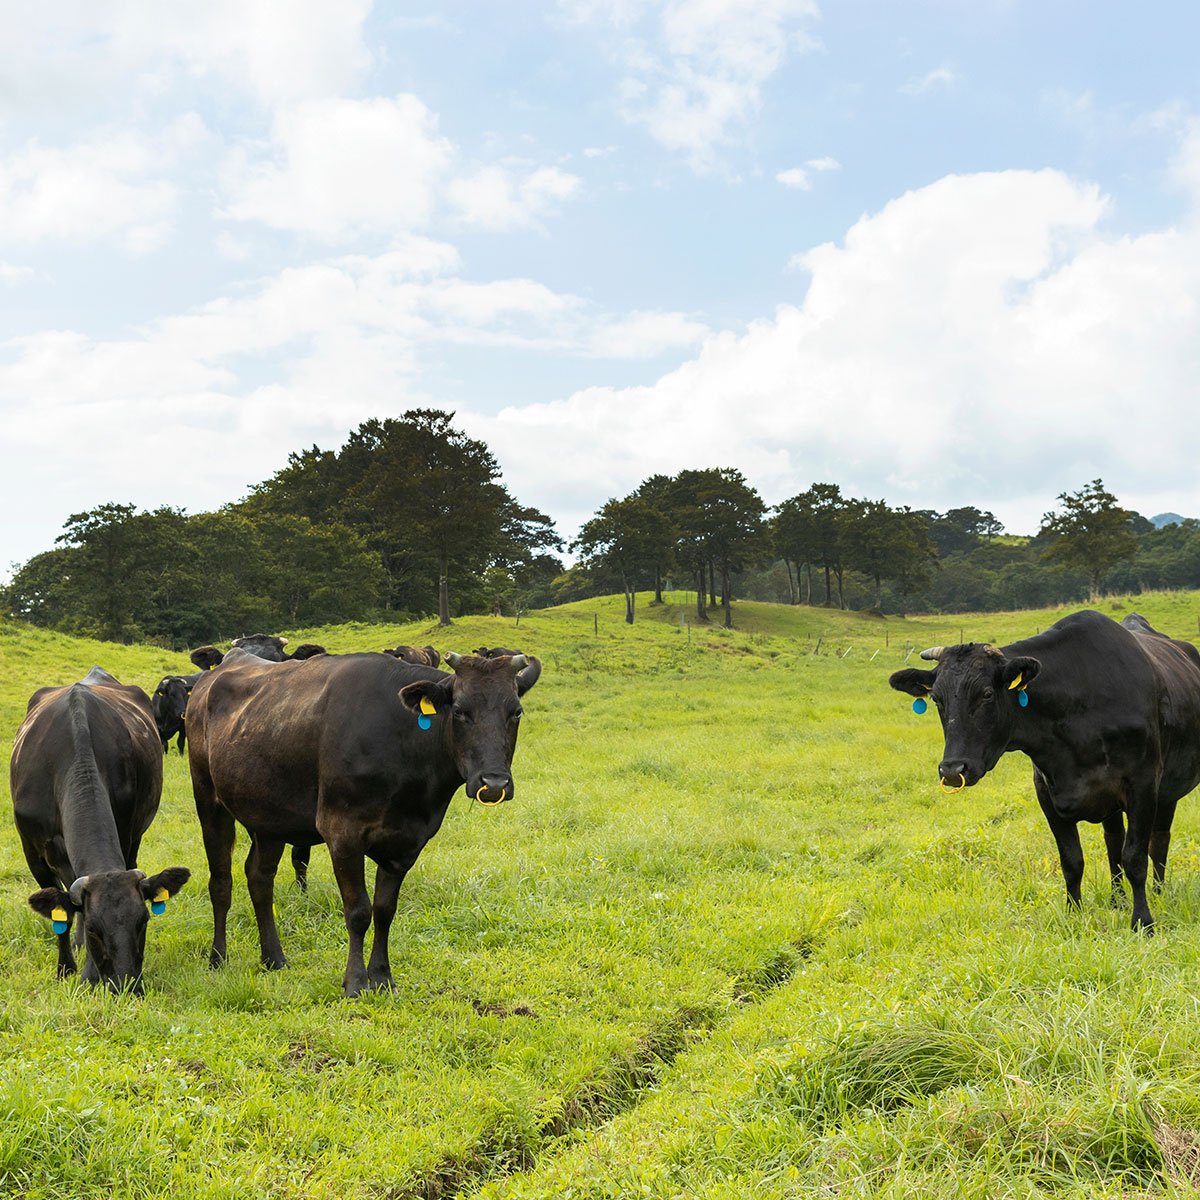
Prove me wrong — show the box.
[10,635,537,995]
[9,607,1200,997]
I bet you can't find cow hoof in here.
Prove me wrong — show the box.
[208,950,227,970]
[260,956,287,971]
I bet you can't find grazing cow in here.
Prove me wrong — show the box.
[890,610,1200,930]
[10,667,190,992]
[151,672,202,755]
[190,635,327,670]
[382,644,441,668]
[186,649,541,995]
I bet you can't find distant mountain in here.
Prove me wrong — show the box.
[1150,512,1188,528]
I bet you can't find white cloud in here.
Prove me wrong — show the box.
[0,262,35,284]
[479,164,1200,538]
[0,129,183,251]
[563,0,820,169]
[0,1,374,113]
[221,95,454,239]
[777,156,840,190]
[901,66,958,95]
[447,164,582,231]
[587,310,709,357]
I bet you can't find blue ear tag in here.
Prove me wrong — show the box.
[151,887,168,916]
[1018,690,1029,708]
[912,698,927,715]
[418,695,436,731]
[417,715,432,730]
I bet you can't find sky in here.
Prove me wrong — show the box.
[4,1,1200,577]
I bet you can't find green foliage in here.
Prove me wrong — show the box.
[1040,479,1140,596]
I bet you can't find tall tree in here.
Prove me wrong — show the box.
[1039,478,1138,598]
[350,410,559,625]
[574,494,674,623]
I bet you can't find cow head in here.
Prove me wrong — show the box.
[398,652,541,804]
[232,634,289,661]
[28,867,190,995]
[890,643,1041,789]
[384,645,441,668]
[152,676,190,736]
[190,646,224,670]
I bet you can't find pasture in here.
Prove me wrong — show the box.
[3,594,1200,1197]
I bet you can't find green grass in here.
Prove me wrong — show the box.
[2,594,1200,1196]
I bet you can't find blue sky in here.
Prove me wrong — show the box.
[4,1,1200,576]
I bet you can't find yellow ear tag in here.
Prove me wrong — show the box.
[51,906,68,934]
[151,887,169,915]
[1008,673,1023,691]
[419,696,436,715]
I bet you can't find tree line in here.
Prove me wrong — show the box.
[4,410,562,646]
[2,405,1189,648]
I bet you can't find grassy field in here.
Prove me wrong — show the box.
[3,594,1200,1197]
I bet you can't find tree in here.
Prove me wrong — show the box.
[574,494,675,623]
[667,468,768,628]
[1039,479,1138,598]
[838,501,937,610]
[348,410,560,625]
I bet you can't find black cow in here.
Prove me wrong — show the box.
[890,610,1200,930]
[186,649,541,995]
[10,667,190,992]
[151,672,202,755]
[190,635,327,671]
[382,644,441,668]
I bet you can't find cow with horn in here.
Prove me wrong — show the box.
[186,647,541,995]
[889,610,1200,930]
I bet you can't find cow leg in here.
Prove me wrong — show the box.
[196,791,237,968]
[365,856,418,991]
[1148,798,1178,894]
[291,844,311,892]
[245,835,287,969]
[1034,774,1084,909]
[326,840,372,997]
[1122,801,1155,932]
[1102,812,1127,906]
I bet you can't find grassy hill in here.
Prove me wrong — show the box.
[2,594,1200,1197]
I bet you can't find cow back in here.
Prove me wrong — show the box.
[11,673,163,877]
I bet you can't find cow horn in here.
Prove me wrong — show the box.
[509,654,527,670]
[132,869,146,880]
[444,651,463,669]
[68,876,91,905]
[279,637,288,647]
[919,646,946,660]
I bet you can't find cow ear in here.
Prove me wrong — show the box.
[28,887,78,920]
[1002,656,1040,689]
[889,668,937,697]
[398,677,453,715]
[140,867,191,904]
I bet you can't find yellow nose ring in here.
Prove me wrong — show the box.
[476,788,506,807]
[939,773,967,794]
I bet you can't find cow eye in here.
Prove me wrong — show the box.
[981,687,995,701]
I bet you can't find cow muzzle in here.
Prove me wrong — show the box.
[472,774,512,806]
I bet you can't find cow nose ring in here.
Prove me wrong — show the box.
[476,788,506,807]
[939,773,967,794]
